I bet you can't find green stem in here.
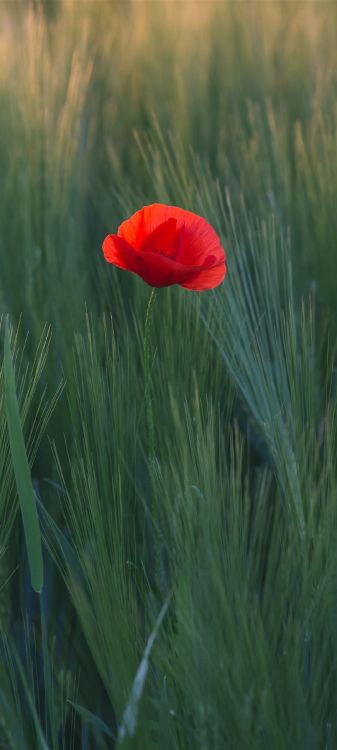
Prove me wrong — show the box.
[144,288,157,466]
[143,288,169,597]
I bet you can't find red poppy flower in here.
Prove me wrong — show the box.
[102,203,226,290]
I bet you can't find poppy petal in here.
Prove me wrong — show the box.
[118,205,166,249]
[102,234,140,275]
[137,251,200,288]
[181,260,226,291]
[176,216,224,266]
[141,218,178,254]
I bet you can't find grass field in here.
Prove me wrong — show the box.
[1,1,337,747]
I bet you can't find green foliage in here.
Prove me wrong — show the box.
[0,0,336,747]
[4,322,44,592]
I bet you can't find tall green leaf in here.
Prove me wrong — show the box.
[3,322,44,593]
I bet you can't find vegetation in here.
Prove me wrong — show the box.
[0,1,336,747]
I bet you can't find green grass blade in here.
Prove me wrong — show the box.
[11,643,49,750]
[3,322,44,593]
[117,594,171,744]
[67,701,115,741]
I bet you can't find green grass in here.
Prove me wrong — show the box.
[0,0,337,747]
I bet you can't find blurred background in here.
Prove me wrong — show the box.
[0,1,337,748]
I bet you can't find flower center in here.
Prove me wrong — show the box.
[158,249,175,260]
